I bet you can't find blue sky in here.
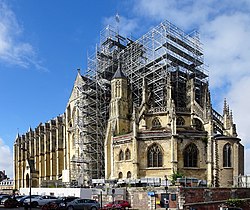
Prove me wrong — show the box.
[1,0,250,178]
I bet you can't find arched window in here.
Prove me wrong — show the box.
[193,118,204,131]
[127,171,131,178]
[223,143,232,167]
[26,174,30,188]
[147,144,163,167]
[152,118,161,129]
[184,143,198,167]
[115,81,121,97]
[177,117,185,126]
[67,105,71,122]
[125,148,131,160]
[118,172,123,179]
[119,150,124,161]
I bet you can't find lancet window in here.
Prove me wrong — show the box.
[147,144,163,167]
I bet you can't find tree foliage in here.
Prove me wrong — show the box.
[170,171,184,185]
[226,198,244,207]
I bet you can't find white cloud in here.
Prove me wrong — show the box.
[103,15,139,39]
[0,0,45,70]
[202,13,250,88]
[200,10,250,175]
[135,0,250,30]
[226,76,250,147]
[200,13,250,165]
[0,137,13,178]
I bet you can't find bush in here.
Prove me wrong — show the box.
[170,171,184,185]
[226,198,245,207]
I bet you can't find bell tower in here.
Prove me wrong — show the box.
[105,65,131,179]
[109,65,130,135]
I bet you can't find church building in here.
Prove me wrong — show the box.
[13,20,244,189]
[105,66,244,187]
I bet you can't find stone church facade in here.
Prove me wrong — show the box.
[13,20,244,190]
[13,116,65,189]
[13,67,244,189]
[105,67,244,187]
[13,72,90,189]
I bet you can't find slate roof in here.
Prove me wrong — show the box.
[112,65,126,79]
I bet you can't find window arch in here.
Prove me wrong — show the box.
[72,134,75,146]
[184,143,198,167]
[152,118,161,129]
[147,144,163,167]
[127,171,131,178]
[119,150,124,161]
[118,172,123,179]
[223,143,232,167]
[125,148,131,160]
[72,107,77,124]
[193,118,204,131]
[177,117,185,126]
[26,174,30,188]
[115,81,121,97]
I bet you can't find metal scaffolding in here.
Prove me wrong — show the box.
[74,20,208,184]
[119,20,207,110]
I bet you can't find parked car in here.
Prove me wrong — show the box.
[1,195,25,207]
[41,196,79,210]
[1,196,11,205]
[0,195,11,204]
[66,198,100,210]
[23,195,58,207]
[103,200,131,209]
[14,195,25,202]
[19,195,40,206]
[3,198,20,208]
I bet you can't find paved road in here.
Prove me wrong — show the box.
[0,205,40,210]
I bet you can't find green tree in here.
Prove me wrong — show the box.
[170,171,184,185]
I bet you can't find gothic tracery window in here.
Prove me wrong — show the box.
[119,150,124,161]
[193,118,204,131]
[177,117,185,126]
[223,143,232,167]
[147,144,163,167]
[184,143,198,167]
[152,118,161,129]
[125,148,131,160]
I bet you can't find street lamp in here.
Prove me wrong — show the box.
[164,175,168,210]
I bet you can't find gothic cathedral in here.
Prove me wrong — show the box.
[105,66,244,187]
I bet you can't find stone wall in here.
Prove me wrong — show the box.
[182,187,250,210]
[19,186,250,210]
[125,187,250,210]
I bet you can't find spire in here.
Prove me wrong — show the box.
[230,110,233,124]
[15,132,20,139]
[223,98,227,115]
[112,63,126,79]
